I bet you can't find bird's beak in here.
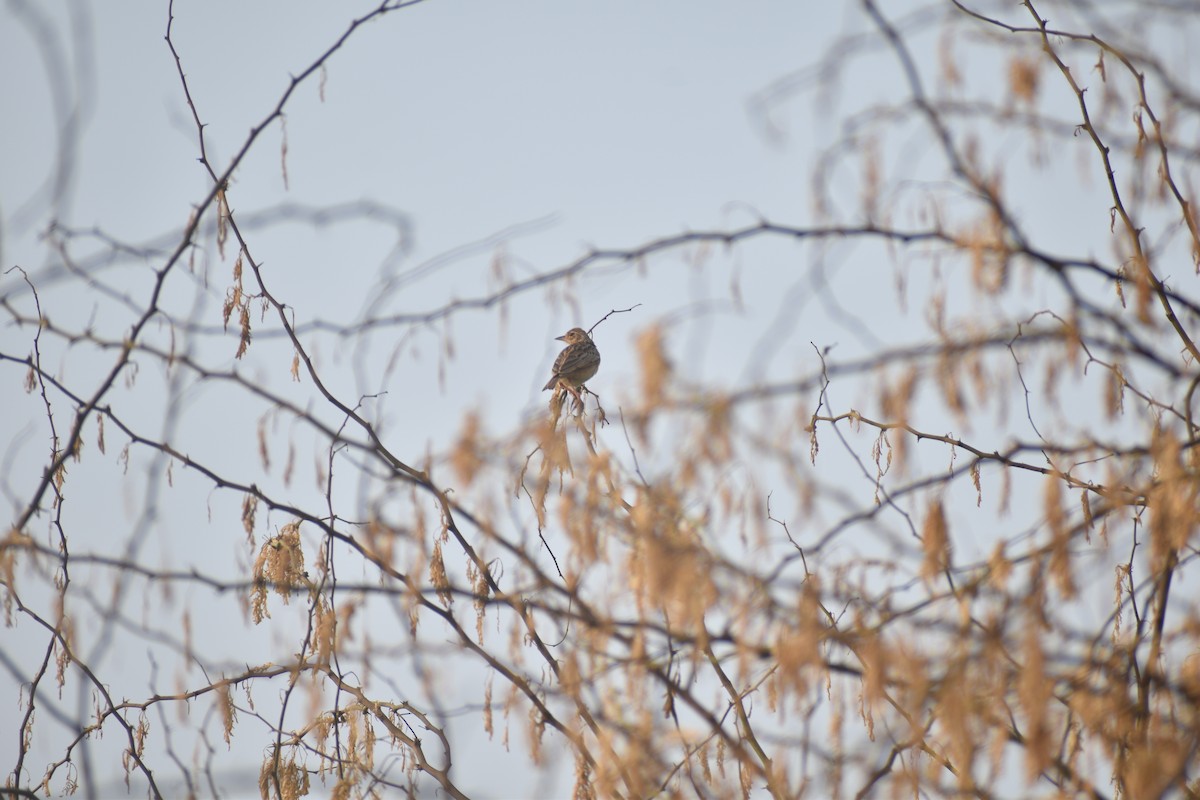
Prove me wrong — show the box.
[555,334,567,342]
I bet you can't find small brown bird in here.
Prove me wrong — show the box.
[543,328,601,398]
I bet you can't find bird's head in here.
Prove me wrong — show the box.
[557,328,590,344]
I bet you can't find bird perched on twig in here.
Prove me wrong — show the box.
[544,327,601,407]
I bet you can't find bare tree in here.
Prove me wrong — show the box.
[3,1,1200,798]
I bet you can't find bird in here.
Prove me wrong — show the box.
[543,327,601,402]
